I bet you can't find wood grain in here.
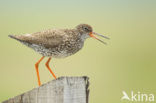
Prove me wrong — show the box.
[2,76,89,103]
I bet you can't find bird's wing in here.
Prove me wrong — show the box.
[10,29,67,48]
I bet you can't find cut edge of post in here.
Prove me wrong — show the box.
[2,76,90,103]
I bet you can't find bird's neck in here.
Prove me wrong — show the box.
[80,33,90,41]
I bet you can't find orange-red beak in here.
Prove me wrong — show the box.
[89,32,109,44]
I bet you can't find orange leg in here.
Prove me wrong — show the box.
[35,56,44,86]
[45,57,57,79]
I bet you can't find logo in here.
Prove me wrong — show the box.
[121,91,154,102]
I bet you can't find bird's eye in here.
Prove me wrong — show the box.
[84,27,88,31]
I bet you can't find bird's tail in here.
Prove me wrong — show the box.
[8,35,23,42]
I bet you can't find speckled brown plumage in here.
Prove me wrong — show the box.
[9,24,109,86]
[9,24,93,58]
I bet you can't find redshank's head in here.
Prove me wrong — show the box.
[76,24,109,44]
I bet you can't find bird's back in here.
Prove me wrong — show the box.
[9,28,84,57]
[10,29,68,47]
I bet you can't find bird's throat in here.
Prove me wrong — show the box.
[80,34,90,41]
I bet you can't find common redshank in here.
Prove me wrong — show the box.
[9,24,109,86]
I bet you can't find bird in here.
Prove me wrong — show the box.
[9,24,109,86]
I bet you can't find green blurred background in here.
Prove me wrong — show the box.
[0,0,156,102]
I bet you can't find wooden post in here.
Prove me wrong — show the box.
[2,76,89,103]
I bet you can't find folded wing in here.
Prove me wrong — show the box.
[9,29,66,48]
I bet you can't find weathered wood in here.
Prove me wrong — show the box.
[2,76,89,103]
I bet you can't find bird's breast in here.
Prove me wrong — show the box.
[55,39,84,57]
[24,36,84,58]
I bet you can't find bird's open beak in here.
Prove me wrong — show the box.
[89,32,109,44]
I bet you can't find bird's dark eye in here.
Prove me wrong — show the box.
[84,27,88,31]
